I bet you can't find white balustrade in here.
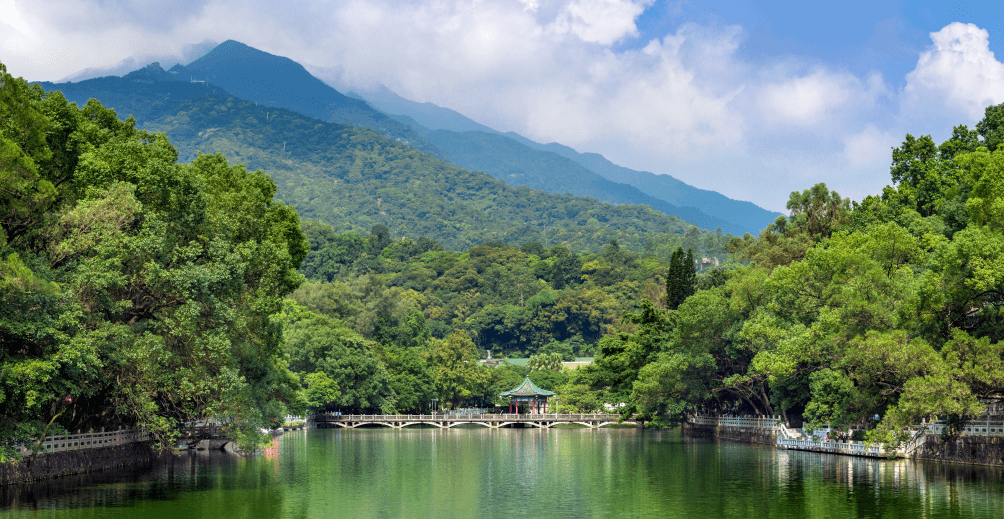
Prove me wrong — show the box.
[690,414,1004,458]
[16,427,151,457]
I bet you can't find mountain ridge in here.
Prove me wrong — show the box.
[48,40,770,235]
[167,40,450,161]
[351,85,782,234]
[35,74,709,253]
[418,128,742,235]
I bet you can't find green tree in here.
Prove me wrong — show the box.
[1,63,308,457]
[428,332,488,408]
[528,352,564,371]
[285,316,397,414]
[302,372,341,412]
[665,247,695,310]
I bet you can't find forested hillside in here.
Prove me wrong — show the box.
[39,69,712,251]
[354,85,782,234]
[179,41,449,161]
[0,63,307,459]
[418,129,740,234]
[150,95,707,251]
[581,107,1004,442]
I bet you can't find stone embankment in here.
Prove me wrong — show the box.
[1,426,251,486]
[913,435,1004,466]
[1,441,157,485]
[682,415,778,445]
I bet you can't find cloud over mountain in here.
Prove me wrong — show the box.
[5,1,1004,209]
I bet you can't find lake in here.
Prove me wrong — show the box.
[3,427,1004,518]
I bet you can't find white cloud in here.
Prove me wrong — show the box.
[0,0,31,34]
[759,71,865,128]
[548,0,653,45]
[844,125,897,169]
[516,0,540,12]
[904,22,1004,122]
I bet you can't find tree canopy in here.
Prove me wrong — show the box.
[1,62,307,459]
[579,102,1004,444]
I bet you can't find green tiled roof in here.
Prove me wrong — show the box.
[501,377,555,397]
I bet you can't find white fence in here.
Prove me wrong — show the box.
[16,427,150,457]
[688,414,1004,457]
[689,414,784,430]
[777,438,890,456]
[922,418,1004,437]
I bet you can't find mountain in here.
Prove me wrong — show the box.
[37,62,232,120]
[352,86,782,234]
[37,75,699,252]
[59,40,219,82]
[349,85,500,134]
[350,90,743,233]
[417,129,741,235]
[163,40,449,161]
[504,135,784,234]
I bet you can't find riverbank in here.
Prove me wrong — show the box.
[914,434,1004,466]
[0,441,158,486]
[681,420,776,445]
[1,426,257,486]
[682,416,1004,466]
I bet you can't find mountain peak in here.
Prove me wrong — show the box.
[122,61,185,83]
[186,39,277,68]
[217,39,250,50]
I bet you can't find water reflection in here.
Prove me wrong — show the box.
[2,428,1004,518]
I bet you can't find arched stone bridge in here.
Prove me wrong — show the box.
[312,413,632,429]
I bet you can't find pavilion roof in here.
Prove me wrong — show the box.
[501,376,555,397]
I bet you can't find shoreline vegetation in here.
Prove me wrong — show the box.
[4,57,1004,475]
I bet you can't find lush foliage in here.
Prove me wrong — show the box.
[581,107,1004,442]
[277,229,731,414]
[39,70,724,253]
[293,229,730,356]
[1,63,307,460]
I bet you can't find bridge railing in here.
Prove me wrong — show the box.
[689,414,784,430]
[313,413,623,422]
[16,427,150,456]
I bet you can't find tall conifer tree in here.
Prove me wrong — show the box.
[665,247,696,310]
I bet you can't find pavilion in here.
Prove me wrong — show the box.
[501,377,554,414]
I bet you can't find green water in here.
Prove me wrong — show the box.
[3,427,1004,518]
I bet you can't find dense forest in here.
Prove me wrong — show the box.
[0,63,308,459]
[585,108,1004,444]
[41,66,717,252]
[281,220,729,416]
[284,102,1004,449]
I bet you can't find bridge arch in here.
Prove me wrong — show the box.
[444,421,493,429]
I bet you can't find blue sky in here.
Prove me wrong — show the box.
[2,0,1003,211]
[630,1,1001,77]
